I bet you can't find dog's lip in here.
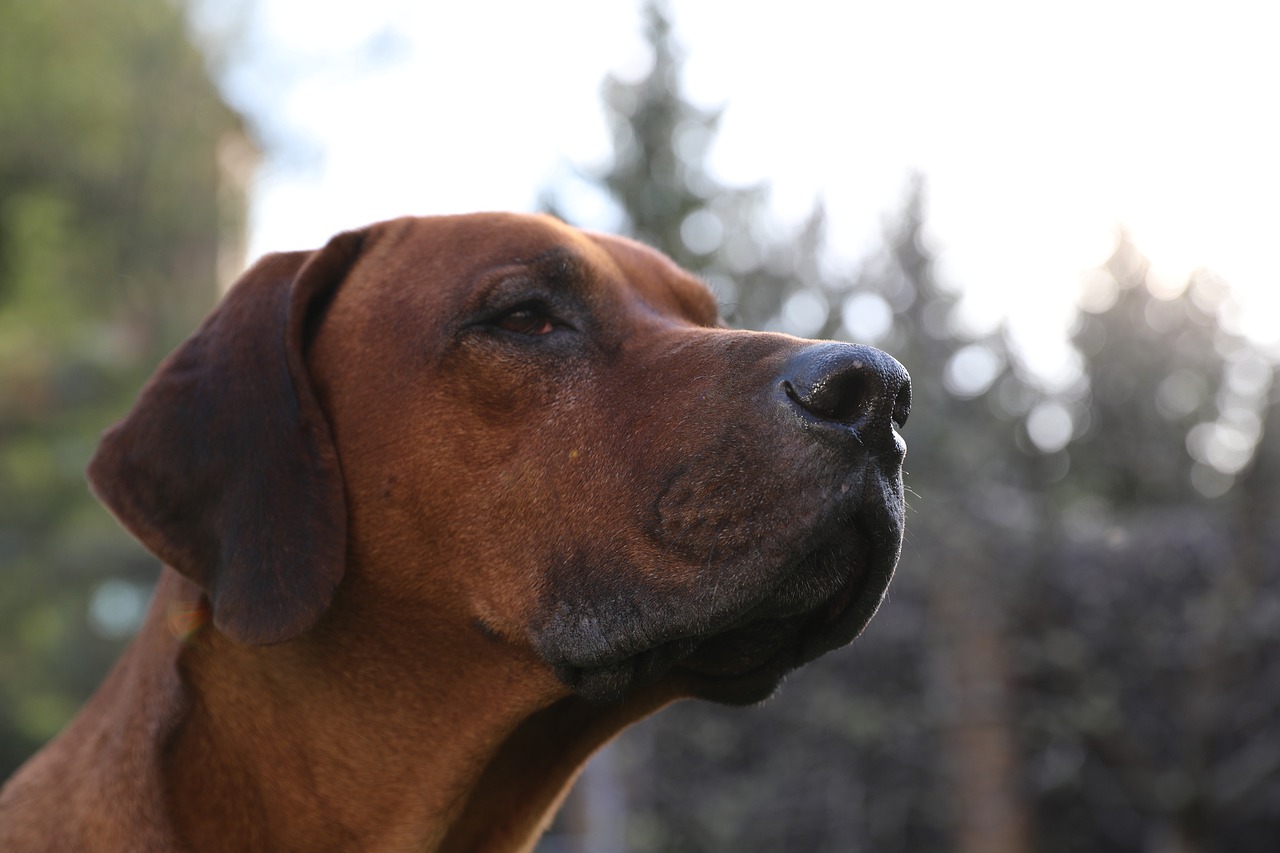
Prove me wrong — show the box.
[543,480,905,703]
[548,537,874,698]
[672,511,897,682]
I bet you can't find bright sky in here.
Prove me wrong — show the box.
[204,0,1280,378]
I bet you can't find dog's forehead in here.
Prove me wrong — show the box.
[359,213,719,325]
[582,230,721,326]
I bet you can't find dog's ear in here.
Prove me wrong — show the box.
[88,229,367,645]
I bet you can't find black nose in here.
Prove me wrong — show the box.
[782,343,911,443]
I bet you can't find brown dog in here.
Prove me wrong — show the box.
[0,213,910,851]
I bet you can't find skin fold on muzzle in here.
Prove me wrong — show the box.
[0,212,910,853]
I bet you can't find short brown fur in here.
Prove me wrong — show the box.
[0,213,910,851]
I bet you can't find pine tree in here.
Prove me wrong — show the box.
[1011,241,1280,851]
[1069,232,1237,505]
[543,0,803,330]
[0,0,250,777]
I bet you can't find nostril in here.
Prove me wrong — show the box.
[797,371,873,424]
[892,382,911,429]
[782,344,911,439]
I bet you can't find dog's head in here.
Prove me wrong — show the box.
[89,213,909,705]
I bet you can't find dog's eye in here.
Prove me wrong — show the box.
[494,303,559,336]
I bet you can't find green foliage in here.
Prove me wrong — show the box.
[0,0,248,777]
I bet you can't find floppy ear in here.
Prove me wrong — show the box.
[88,229,367,645]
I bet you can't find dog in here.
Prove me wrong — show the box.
[0,213,910,851]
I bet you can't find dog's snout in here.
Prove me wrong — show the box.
[782,343,911,439]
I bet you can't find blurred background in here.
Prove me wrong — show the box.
[2,1,1278,851]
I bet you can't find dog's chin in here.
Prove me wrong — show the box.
[671,531,898,705]
[552,516,901,707]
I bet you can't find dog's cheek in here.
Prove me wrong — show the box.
[644,422,827,563]
[652,461,817,565]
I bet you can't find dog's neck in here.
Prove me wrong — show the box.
[153,569,671,852]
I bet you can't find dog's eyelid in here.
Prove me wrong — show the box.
[493,303,560,336]
[499,299,564,322]
[472,298,581,340]
[473,267,593,327]
[474,267,580,309]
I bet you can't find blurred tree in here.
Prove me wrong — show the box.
[542,0,811,331]
[1068,233,1238,506]
[1014,501,1280,853]
[1012,244,1280,853]
[877,184,1038,853]
[0,0,251,778]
